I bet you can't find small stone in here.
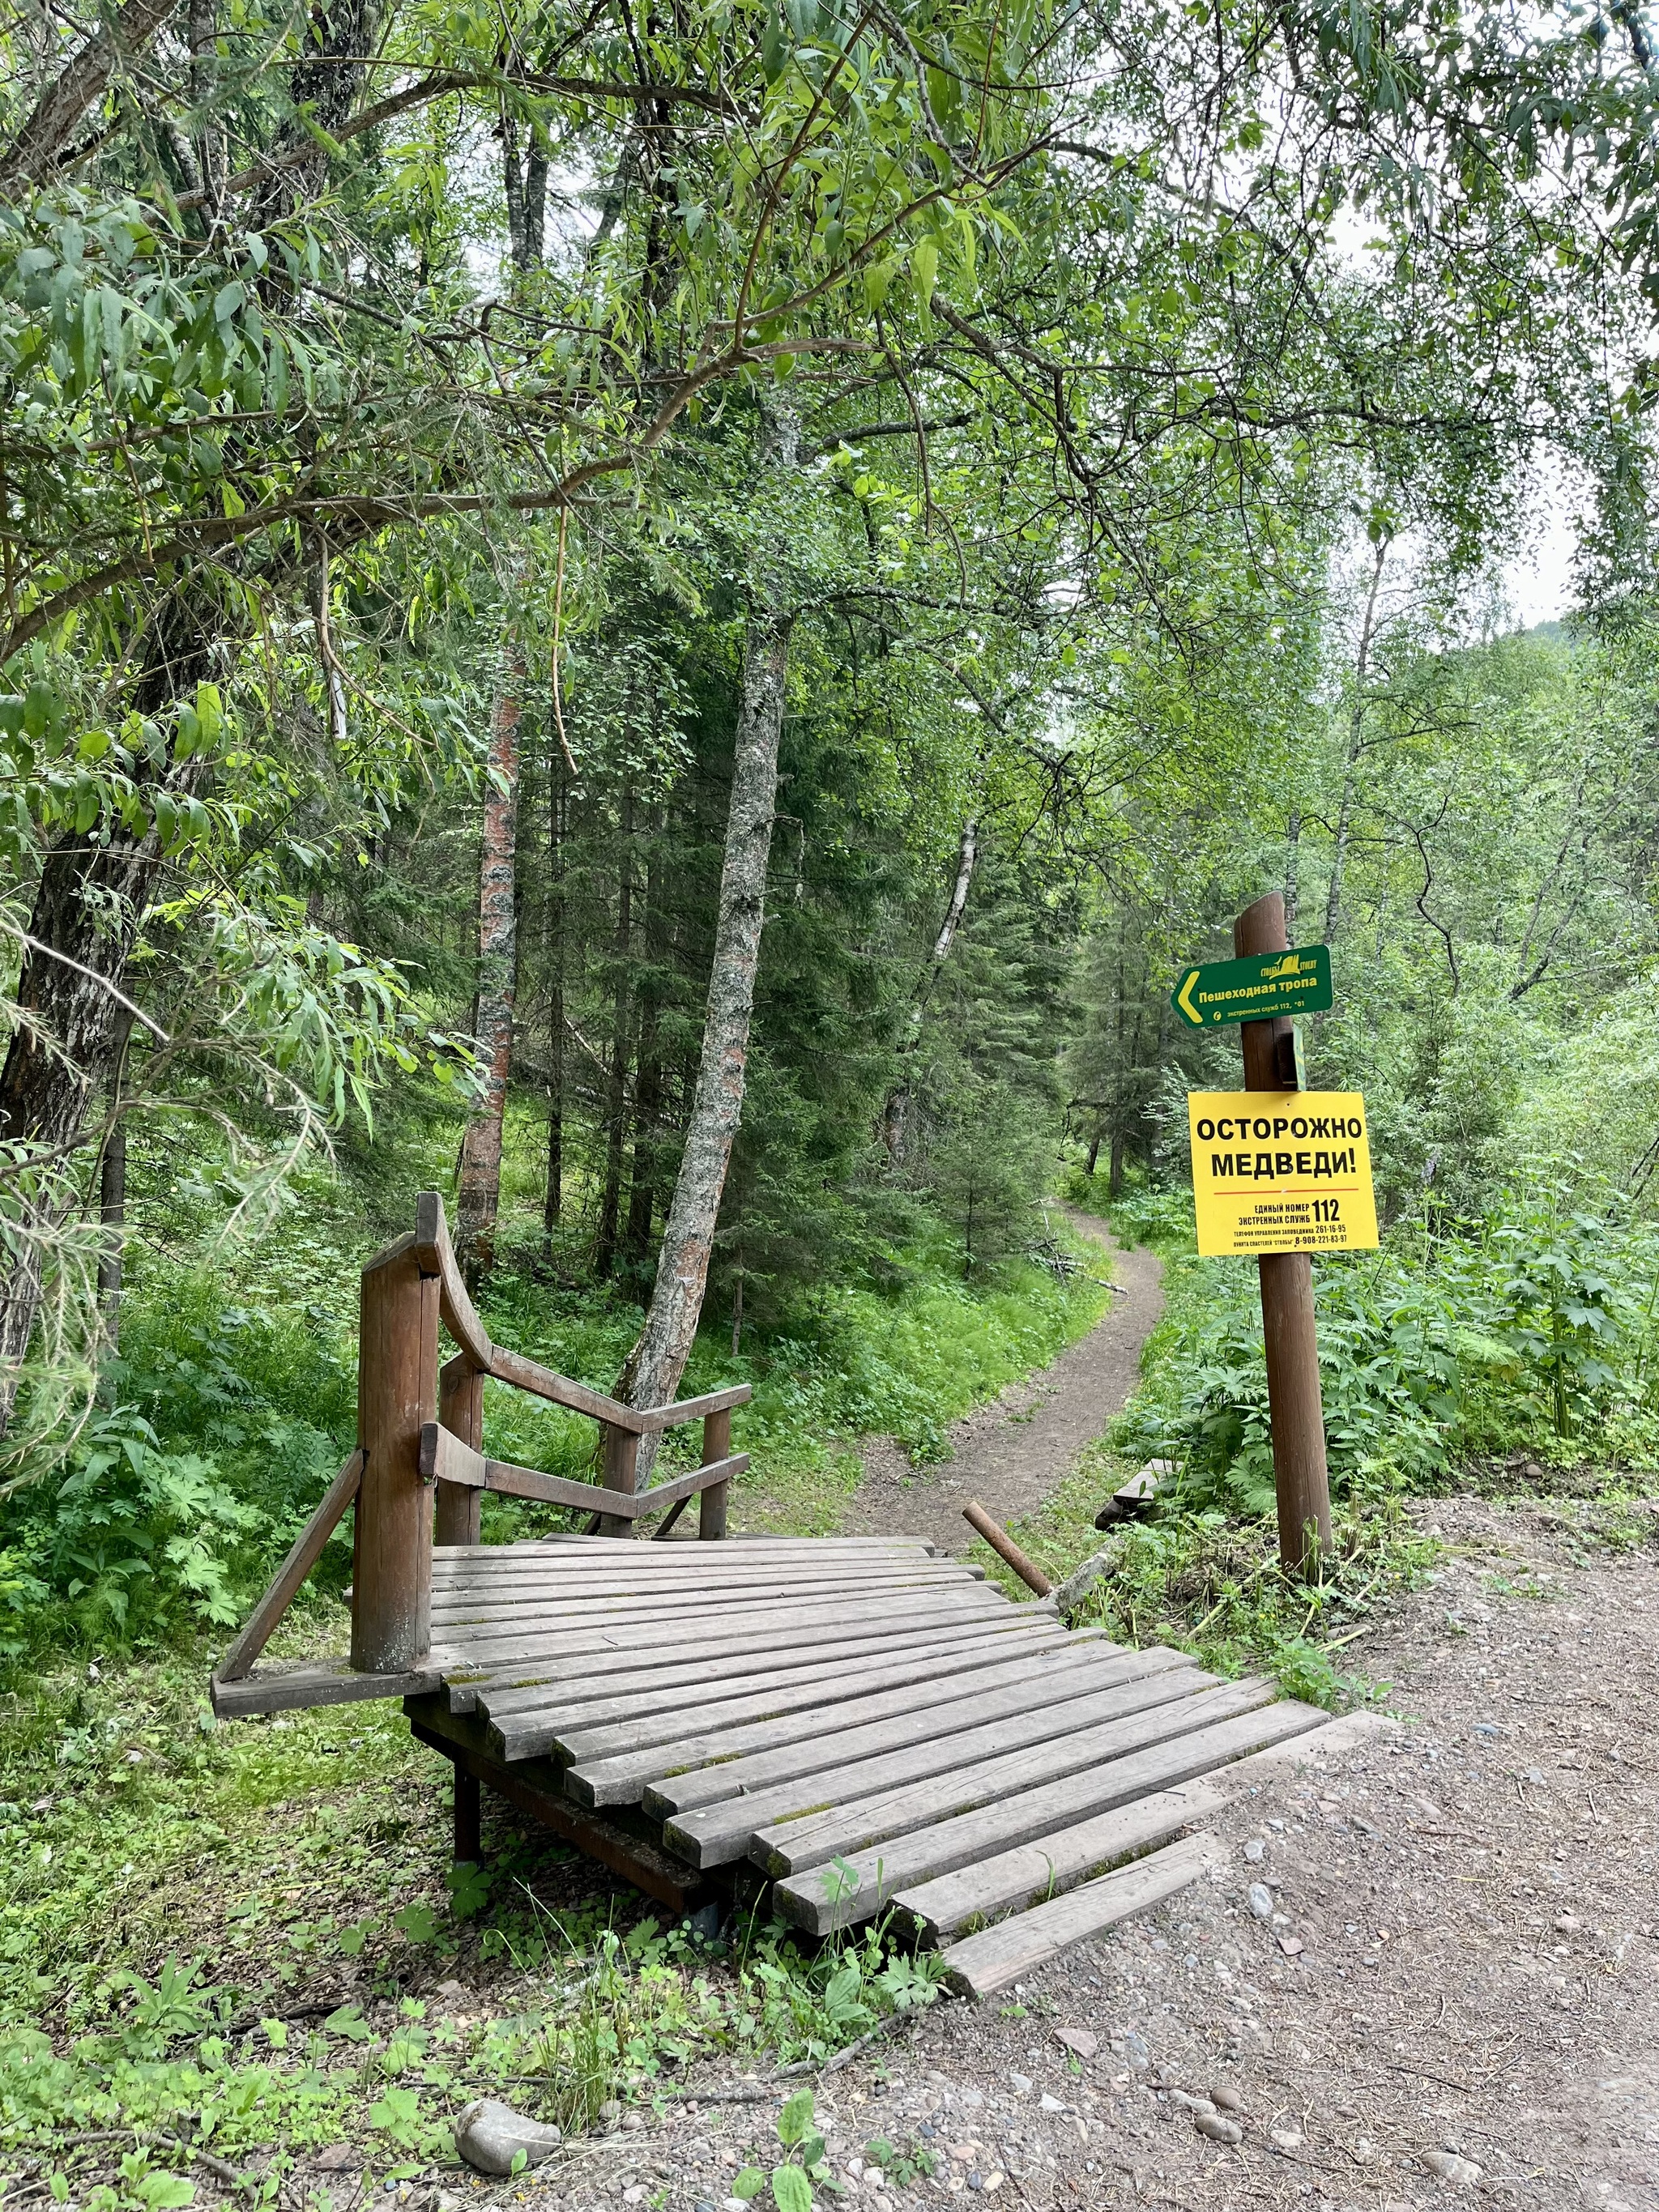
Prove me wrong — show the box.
[1553,1912,1580,1933]
[454,2100,563,2176]
[1194,2115,1243,2145]
[1524,1767,1546,1785]
[1121,2031,1150,2068]
[982,2176,1004,2196]
[847,2160,864,2180]
[623,2192,646,2206]
[1269,2129,1305,2151]
[1039,2094,1065,2113]
[1055,2027,1098,2061]
[1277,1934,1305,1958]
[1209,2086,1244,2113]
[695,2202,717,2212]
[723,2199,750,2211]
[315,2146,356,2172]
[1422,2150,1482,2187]
[1247,1884,1274,1921]
[1354,2137,1379,2165]
[621,2112,646,2132]
[599,2100,622,2125]
[966,2177,983,2195]
[1167,2091,1214,2116]
[1243,1839,1266,1865]
[1009,2073,1032,2094]
[124,1749,145,1765]
[1472,1721,1504,1740]
[432,1980,471,2006]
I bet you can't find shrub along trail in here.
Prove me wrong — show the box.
[842,1213,1164,1558]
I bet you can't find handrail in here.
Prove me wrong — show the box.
[412,1191,751,1433]
[419,1422,749,1523]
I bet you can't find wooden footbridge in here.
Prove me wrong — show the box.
[211,1198,1332,1996]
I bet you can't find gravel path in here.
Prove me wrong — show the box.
[534,1491,1659,2211]
[842,1210,1164,1557]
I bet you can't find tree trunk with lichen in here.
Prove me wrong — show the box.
[617,429,796,1426]
[455,650,523,1285]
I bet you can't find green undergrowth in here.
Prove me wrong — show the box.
[0,1639,946,2196]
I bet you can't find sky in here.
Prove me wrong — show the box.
[1502,460,1579,629]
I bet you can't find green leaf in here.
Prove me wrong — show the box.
[393,1901,437,1943]
[732,2169,766,2201]
[770,2165,812,2212]
[778,2090,815,2146]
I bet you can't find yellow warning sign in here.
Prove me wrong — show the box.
[1188,1091,1379,1256]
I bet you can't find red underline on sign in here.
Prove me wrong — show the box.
[1231,1184,1362,1196]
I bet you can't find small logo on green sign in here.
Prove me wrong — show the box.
[1171,944,1333,1028]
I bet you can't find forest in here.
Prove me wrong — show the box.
[5,0,1659,2193]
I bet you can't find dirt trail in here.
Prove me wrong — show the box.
[841,1208,1163,1556]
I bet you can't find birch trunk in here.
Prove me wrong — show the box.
[881,814,979,1165]
[455,647,523,1283]
[617,601,793,1420]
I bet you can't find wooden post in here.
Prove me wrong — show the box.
[698,1405,731,1540]
[454,1767,481,1864]
[352,1236,438,1673]
[1234,893,1333,1572]
[435,1356,484,1547]
[595,1420,640,1538]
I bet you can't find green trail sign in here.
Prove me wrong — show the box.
[1171,944,1333,1029]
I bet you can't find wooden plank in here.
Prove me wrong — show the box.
[417,1422,748,1519]
[405,1700,712,1915]
[211,1654,446,1717]
[616,1649,1194,1818]
[441,1598,1028,1707]
[636,1383,753,1434]
[429,1543,946,1583]
[215,1450,364,1682]
[539,1626,1095,1771]
[938,1833,1220,1998]
[488,1342,646,1431]
[413,1191,495,1371]
[473,1617,1072,1737]
[429,1560,979,1617]
[669,1665,1229,1869]
[430,1535,934,1564]
[441,1584,1013,1669]
[432,1576,979,1645]
[891,1778,1234,1942]
[770,1698,1325,1933]
[748,1678,1285,1882]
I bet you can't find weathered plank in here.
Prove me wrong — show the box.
[429,1562,979,1625]
[493,1625,1079,1764]
[429,1545,948,1587]
[215,1449,364,1682]
[770,1698,1325,1933]
[745,1676,1281,1881]
[557,1632,1122,1781]
[439,1584,1013,1673]
[211,1655,446,1717]
[937,1832,1221,1998]
[616,1648,1192,1817]
[443,1608,1051,1713]
[668,1665,1226,1868]
[890,1777,1234,1942]
[476,1618,1073,1741]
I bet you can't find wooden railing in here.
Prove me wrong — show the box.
[213,1191,751,1695]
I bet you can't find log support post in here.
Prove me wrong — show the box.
[699,1406,731,1539]
[595,1421,641,1538]
[1234,893,1333,1574]
[352,1236,438,1673]
[454,1767,482,1865]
